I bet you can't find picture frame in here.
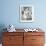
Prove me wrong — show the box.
[20,5,34,22]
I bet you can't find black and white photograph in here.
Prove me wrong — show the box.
[20,5,34,22]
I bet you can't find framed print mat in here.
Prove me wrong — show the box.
[20,5,34,22]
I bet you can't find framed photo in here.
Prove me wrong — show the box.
[20,5,34,22]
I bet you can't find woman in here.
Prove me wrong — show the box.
[22,7,32,20]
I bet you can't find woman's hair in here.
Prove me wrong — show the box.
[22,7,29,15]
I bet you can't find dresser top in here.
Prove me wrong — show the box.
[4,29,44,33]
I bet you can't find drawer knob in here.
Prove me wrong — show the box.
[32,39,36,40]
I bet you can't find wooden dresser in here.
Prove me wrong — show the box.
[2,29,45,46]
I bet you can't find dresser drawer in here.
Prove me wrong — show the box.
[3,44,15,46]
[3,35,23,44]
[32,36,45,44]
[24,36,32,46]
[3,43,23,46]
[32,44,44,46]
[3,32,23,36]
[3,36,23,46]
[24,32,44,36]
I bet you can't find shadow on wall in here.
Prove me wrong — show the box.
[0,24,7,43]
